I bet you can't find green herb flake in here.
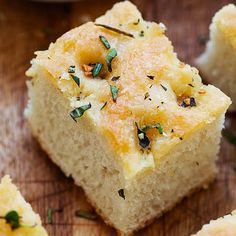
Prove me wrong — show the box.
[110,85,118,102]
[133,19,140,25]
[4,211,20,230]
[106,48,117,72]
[71,74,80,87]
[160,84,167,91]
[222,129,236,146]
[99,35,110,49]
[147,75,154,80]
[141,123,163,135]
[118,189,125,199]
[92,63,103,77]
[188,83,194,88]
[68,65,76,74]
[139,30,144,37]
[144,92,150,100]
[75,210,97,220]
[70,103,92,122]
[95,23,134,38]
[100,101,107,110]
[135,122,150,149]
[47,208,53,224]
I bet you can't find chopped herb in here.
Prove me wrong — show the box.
[110,85,118,102]
[188,83,194,88]
[71,74,80,87]
[99,35,110,49]
[70,103,92,122]
[47,208,53,224]
[139,30,144,37]
[92,63,103,77]
[135,122,150,149]
[106,48,117,72]
[147,75,154,80]
[179,137,183,140]
[75,210,97,220]
[118,189,125,199]
[144,92,150,100]
[171,129,174,133]
[148,98,152,101]
[4,211,20,230]
[160,84,167,91]
[100,101,107,110]
[161,101,164,104]
[149,84,153,88]
[95,23,134,38]
[68,65,75,74]
[133,19,140,25]
[141,123,163,134]
[222,129,236,146]
[111,76,120,81]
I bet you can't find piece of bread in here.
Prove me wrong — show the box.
[196,4,236,112]
[192,210,236,236]
[0,175,48,236]
[24,1,231,234]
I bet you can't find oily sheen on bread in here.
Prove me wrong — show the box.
[0,175,48,236]
[25,1,231,234]
[196,4,236,111]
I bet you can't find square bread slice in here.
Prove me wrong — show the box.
[196,4,236,112]
[192,210,236,236]
[25,1,231,234]
[0,175,48,236]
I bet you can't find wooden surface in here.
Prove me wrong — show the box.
[0,0,236,235]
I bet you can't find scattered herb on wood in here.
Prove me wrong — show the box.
[110,85,118,102]
[75,210,97,220]
[99,35,110,49]
[70,103,92,122]
[100,101,107,110]
[95,24,134,38]
[106,48,117,72]
[118,189,125,199]
[222,129,236,146]
[47,208,53,224]
[135,122,150,149]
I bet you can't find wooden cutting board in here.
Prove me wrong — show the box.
[1,0,236,235]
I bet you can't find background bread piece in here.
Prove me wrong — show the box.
[25,1,231,234]
[0,175,48,236]
[196,4,236,112]
[192,210,236,236]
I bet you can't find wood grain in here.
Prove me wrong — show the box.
[0,0,236,235]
